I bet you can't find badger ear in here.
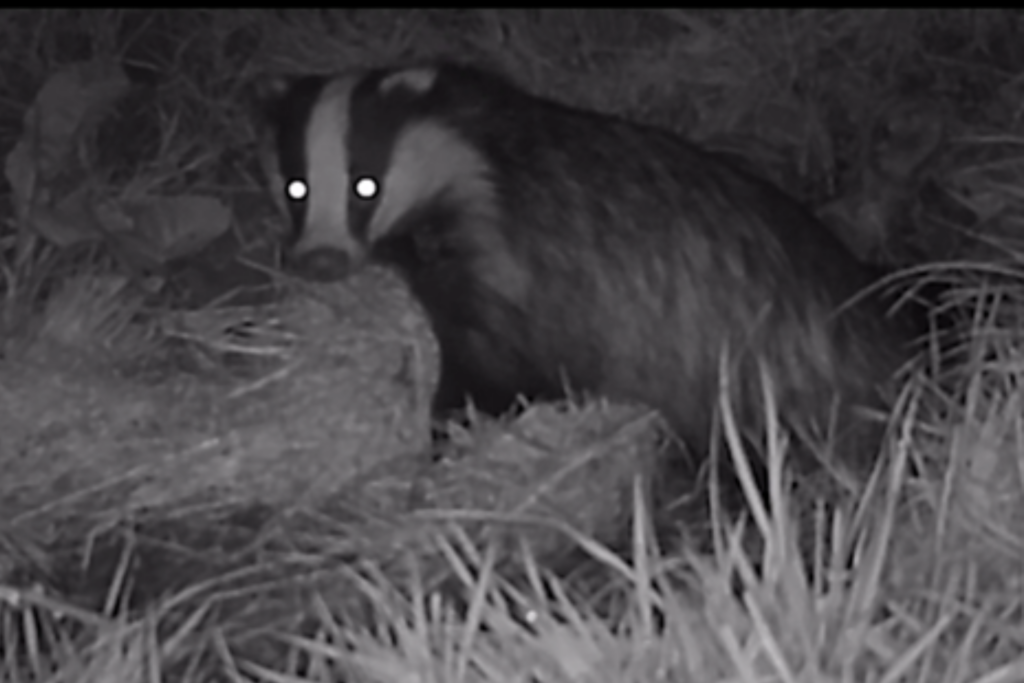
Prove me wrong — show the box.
[377,67,439,96]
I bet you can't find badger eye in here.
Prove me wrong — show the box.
[353,175,380,201]
[285,179,309,201]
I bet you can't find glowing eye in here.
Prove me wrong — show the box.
[286,179,309,201]
[353,176,379,200]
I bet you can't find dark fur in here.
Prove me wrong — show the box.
[267,63,924,490]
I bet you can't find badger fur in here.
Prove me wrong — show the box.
[259,62,923,501]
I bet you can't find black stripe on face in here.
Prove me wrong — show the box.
[271,75,331,244]
[346,70,434,242]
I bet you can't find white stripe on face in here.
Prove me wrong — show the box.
[291,75,365,262]
[369,119,529,303]
[368,119,493,243]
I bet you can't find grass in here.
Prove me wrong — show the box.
[1,8,1023,683]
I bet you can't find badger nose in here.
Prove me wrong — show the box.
[289,248,351,282]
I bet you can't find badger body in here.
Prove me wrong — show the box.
[262,63,920,480]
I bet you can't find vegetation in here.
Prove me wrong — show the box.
[0,9,1022,682]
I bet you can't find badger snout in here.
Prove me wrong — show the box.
[288,246,352,282]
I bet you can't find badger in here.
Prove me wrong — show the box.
[258,62,925,506]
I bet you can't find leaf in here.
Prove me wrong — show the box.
[27,185,106,248]
[3,60,129,240]
[123,195,232,262]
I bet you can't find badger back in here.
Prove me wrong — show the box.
[260,63,919,470]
